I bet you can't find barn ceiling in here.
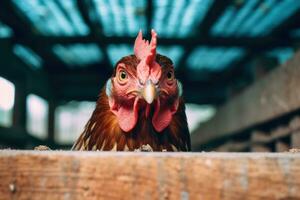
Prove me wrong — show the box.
[0,0,299,104]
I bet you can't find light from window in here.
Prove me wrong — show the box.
[26,94,48,139]
[185,103,216,134]
[55,101,95,144]
[0,77,15,127]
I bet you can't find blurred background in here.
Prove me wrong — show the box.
[0,0,300,151]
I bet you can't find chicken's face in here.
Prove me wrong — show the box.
[106,30,182,133]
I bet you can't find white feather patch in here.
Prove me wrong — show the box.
[177,80,183,96]
[105,78,112,98]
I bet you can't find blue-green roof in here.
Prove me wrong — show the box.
[187,47,245,71]
[266,48,294,64]
[53,44,103,67]
[4,0,299,72]
[212,0,300,37]
[153,0,213,38]
[0,21,13,38]
[12,0,90,36]
[13,44,43,69]
[92,0,147,37]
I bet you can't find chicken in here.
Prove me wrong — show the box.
[72,30,191,151]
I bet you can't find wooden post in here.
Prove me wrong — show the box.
[292,132,300,148]
[290,117,300,148]
[12,80,27,130]
[47,99,56,143]
[0,151,300,199]
[251,131,271,152]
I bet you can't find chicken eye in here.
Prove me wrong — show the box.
[167,71,174,80]
[119,70,128,81]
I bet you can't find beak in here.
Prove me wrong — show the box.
[142,80,157,104]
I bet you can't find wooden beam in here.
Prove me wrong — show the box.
[197,0,231,36]
[47,100,56,143]
[0,151,300,199]
[271,10,300,36]
[192,50,300,150]
[17,34,294,49]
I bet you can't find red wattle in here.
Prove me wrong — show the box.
[110,97,139,132]
[152,98,179,132]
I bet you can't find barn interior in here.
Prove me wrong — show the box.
[0,0,300,152]
[1,1,300,198]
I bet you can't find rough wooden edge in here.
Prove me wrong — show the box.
[192,51,300,149]
[0,151,300,200]
[1,150,300,157]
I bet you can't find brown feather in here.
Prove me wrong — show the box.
[72,55,191,151]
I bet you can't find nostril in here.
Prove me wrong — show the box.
[153,80,159,85]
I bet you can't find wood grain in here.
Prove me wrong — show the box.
[0,151,300,200]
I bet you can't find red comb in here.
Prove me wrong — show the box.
[134,29,157,64]
[134,30,161,83]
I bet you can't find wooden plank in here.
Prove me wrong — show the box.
[251,144,271,152]
[253,127,292,144]
[289,117,300,131]
[192,51,300,150]
[292,132,300,148]
[251,131,271,144]
[272,127,291,141]
[17,34,293,49]
[251,131,272,152]
[1,151,300,199]
[215,141,250,152]
[197,0,231,36]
